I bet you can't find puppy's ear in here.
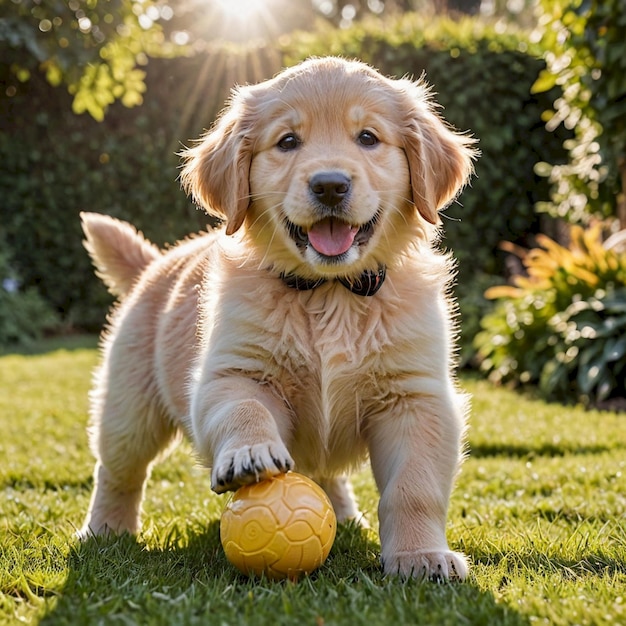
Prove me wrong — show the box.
[180,89,253,235]
[399,79,478,225]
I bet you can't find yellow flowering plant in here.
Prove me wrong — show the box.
[475,225,626,406]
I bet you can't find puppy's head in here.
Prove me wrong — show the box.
[181,57,477,280]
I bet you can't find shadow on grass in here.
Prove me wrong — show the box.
[40,523,530,625]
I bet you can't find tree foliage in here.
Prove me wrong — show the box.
[0,0,175,120]
[1,0,540,121]
[533,0,626,225]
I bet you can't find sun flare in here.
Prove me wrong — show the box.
[209,0,283,42]
[214,0,268,20]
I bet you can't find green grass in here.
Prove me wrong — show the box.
[1,338,624,625]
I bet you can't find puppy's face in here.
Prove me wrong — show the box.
[182,58,476,281]
[248,70,414,278]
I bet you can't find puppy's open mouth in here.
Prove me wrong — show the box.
[286,215,378,259]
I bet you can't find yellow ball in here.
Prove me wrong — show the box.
[220,472,337,580]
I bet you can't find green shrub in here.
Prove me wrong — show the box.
[475,225,626,405]
[0,246,60,348]
[0,62,209,330]
[541,287,626,405]
[533,0,626,224]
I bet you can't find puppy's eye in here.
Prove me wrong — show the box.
[277,134,301,151]
[357,130,379,147]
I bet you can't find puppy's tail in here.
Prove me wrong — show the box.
[80,212,161,298]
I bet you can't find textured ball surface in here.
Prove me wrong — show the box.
[220,472,337,580]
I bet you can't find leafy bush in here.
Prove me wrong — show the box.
[475,225,626,405]
[0,246,60,348]
[533,0,626,224]
[541,287,626,405]
[0,60,214,330]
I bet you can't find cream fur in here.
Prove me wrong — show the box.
[79,57,477,581]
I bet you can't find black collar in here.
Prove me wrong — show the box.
[280,265,386,297]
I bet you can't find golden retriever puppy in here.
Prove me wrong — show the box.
[79,57,477,581]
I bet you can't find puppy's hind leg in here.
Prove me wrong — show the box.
[319,475,369,527]
[78,363,178,539]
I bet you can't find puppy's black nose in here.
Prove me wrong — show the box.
[309,172,351,207]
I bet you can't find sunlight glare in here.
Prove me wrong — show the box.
[209,0,283,43]
[214,0,268,19]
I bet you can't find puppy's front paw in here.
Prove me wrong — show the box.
[211,441,294,493]
[383,549,468,581]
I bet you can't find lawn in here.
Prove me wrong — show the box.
[1,337,624,625]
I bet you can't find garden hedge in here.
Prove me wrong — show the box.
[0,15,570,346]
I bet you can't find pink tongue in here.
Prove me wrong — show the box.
[307,218,358,257]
